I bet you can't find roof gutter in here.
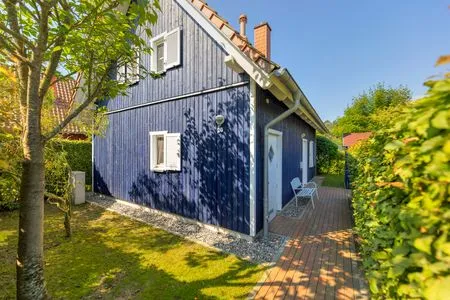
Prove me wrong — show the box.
[263,97,300,238]
[263,68,302,238]
[270,69,329,134]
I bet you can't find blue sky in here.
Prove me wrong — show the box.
[207,0,450,121]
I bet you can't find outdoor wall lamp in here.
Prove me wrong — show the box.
[301,133,306,138]
[215,115,225,133]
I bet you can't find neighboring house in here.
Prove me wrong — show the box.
[343,132,372,148]
[93,0,328,238]
[0,78,87,140]
[51,79,88,140]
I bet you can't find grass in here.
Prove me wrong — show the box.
[0,204,266,299]
[321,174,345,188]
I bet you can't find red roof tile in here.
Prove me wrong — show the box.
[343,132,372,148]
[51,78,83,135]
[189,0,279,74]
[0,78,84,136]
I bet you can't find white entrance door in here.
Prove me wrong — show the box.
[268,129,282,221]
[302,138,308,184]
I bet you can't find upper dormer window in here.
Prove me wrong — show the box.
[150,27,181,74]
[117,46,140,85]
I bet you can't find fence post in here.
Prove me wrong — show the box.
[344,151,350,189]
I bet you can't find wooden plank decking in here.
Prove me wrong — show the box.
[253,187,369,299]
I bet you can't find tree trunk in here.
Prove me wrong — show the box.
[16,62,47,299]
[64,211,71,238]
[16,141,47,299]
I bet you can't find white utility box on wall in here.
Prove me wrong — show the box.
[71,171,85,205]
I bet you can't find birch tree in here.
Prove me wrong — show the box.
[0,0,159,298]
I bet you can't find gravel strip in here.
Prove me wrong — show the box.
[86,193,287,265]
[277,197,309,218]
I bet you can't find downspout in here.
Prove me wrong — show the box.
[263,97,301,238]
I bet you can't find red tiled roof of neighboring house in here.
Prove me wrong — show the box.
[0,78,84,137]
[343,132,372,148]
[189,0,279,74]
[51,78,83,135]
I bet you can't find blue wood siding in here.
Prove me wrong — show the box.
[254,87,316,233]
[107,0,246,112]
[94,85,251,234]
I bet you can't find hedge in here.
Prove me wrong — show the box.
[351,78,450,299]
[0,134,21,210]
[0,137,91,211]
[50,139,92,186]
[316,135,345,175]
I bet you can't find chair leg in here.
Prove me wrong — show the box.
[311,195,315,209]
[295,195,298,207]
[315,189,320,201]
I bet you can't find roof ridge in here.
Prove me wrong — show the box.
[189,0,278,73]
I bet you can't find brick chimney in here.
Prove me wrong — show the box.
[254,22,271,60]
[239,14,247,38]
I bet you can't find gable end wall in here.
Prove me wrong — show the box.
[255,87,316,233]
[94,0,251,235]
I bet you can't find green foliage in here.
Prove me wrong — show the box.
[0,134,21,211]
[351,78,450,299]
[332,83,411,137]
[0,137,91,211]
[49,139,92,188]
[316,135,345,175]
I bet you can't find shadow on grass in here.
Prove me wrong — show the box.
[0,204,265,299]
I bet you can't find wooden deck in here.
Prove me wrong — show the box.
[253,187,369,299]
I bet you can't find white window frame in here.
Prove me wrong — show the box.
[149,131,181,172]
[149,27,181,73]
[117,47,140,85]
[309,140,315,167]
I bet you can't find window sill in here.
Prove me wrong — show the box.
[152,167,166,173]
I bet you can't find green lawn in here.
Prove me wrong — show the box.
[321,174,345,188]
[0,204,266,299]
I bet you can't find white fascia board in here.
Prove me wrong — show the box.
[175,0,273,89]
[249,79,257,237]
[273,68,328,133]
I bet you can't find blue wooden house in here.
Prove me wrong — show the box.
[93,0,328,238]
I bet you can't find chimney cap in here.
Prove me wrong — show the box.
[254,22,272,31]
[239,14,248,22]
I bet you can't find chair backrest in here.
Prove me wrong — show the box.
[290,177,302,193]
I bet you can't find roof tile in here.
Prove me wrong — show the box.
[189,0,279,74]
[343,132,372,148]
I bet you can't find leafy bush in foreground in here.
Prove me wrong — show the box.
[351,78,450,299]
[0,137,91,211]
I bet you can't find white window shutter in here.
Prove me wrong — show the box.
[128,49,140,84]
[164,28,181,70]
[165,133,181,171]
[309,141,314,167]
[117,64,126,83]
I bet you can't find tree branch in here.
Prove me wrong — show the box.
[18,2,40,23]
[43,70,109,142]
[39,39,64,99]
[0,44,31,66]
[0,23,33,48]
[49,70,78,85]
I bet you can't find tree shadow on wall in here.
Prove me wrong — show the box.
[128,87,250,234]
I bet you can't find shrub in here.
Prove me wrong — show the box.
[49,139,92,188]
[0,134,21,211]
[0,137,91,211]
[316,135,345,175]
[351,78,450,299]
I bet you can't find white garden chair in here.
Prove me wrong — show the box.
[290,177,319,209]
